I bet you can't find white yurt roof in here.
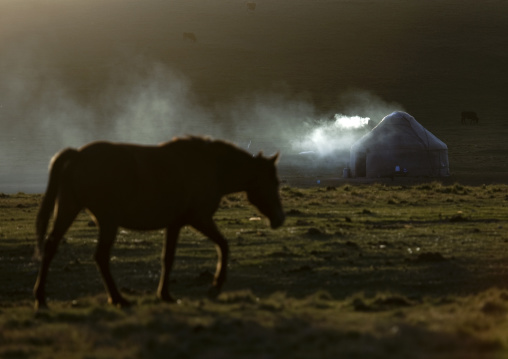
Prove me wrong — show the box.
[351,111,447,151]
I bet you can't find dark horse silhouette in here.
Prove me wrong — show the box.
[34,137,285,310]
[461,111,479,124]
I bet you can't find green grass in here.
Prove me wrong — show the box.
[1,184,508,358]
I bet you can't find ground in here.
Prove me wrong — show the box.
[1,184,508,358]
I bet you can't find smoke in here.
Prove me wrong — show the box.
[333,115,370,129]
[97,61,218,143]
[337,89,404,121]
[292,114,371,158]
[0,48,402,192]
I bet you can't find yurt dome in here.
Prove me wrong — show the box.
[349,112,449,178]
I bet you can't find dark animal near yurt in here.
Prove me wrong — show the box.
[33,137,285,310]
[182,32,197,42]
[461,111,479,124]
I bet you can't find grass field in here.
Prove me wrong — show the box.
[1,183,508,358]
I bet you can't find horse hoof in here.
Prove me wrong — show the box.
[34,300,49,312]
[207,286,221,300]
[163,296,178,303]
[110,297,131,308]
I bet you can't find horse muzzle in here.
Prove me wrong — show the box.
[270,210,285,229]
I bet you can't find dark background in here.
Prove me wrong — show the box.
[1,0,507,190]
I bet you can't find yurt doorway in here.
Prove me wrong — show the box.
[355,152,367,177]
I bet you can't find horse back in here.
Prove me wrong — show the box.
[69,140,222,228]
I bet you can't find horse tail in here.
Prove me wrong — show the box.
[35,148,79,259]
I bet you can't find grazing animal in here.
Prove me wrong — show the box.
[246,2,256,11]
[33,137,285,310]
[183,32,197,42]
[461,111,479,124]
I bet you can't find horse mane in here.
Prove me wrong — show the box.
[162,136,255,162]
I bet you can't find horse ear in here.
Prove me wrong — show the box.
[269,152,280,164]
[256,151,264,158]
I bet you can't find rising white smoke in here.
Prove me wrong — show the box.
[0,49,402,192]
[333,114,370,129]
[292,114,371,158]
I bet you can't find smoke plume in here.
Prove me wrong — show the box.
[0,52,402,192]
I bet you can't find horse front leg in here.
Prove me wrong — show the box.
[191,219,229,299]
[157,226,180,302]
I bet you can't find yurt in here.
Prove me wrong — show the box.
[349,112,449,178]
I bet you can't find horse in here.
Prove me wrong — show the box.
[461,111,479,124]
[33,137,285,310]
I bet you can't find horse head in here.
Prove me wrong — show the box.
[246,152,285,229]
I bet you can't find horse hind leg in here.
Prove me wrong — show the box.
[34,198,81,310]
[93,223,129,307]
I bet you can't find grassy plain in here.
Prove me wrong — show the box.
[1,183,508,358]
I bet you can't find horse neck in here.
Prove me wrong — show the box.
[217,152,256,195]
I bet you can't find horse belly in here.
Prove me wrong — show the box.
[118,204,180,230]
